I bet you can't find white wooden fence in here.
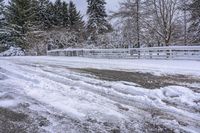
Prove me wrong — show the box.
[47,46,200,60]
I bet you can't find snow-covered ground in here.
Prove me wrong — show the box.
[0,56,200,133]
[0,47,25,57]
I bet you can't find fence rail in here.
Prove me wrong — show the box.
[47,46,200,60]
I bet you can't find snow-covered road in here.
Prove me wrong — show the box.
[0,56,200,133]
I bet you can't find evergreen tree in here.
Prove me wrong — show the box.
[0,0,8,51]
[68,1,85,31]
[5,0,37,49]
[62,1,69,28]
[34,0,52,29]
[86,0,112,42]
[68,1,85,43]
[0,0,4,27]
[52,0,63,26]
[46,2,55,27]
[188,0,200,43]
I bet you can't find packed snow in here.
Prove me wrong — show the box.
[0,56,200,133]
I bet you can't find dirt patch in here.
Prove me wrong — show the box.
[0,107,39,133]
[74,68,200,89]
[144,122,175,133]
[0,107,28,122]
[0,92,50,133]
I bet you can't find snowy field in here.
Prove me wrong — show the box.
[0,56,200,133]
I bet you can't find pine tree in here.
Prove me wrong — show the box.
[46,2,55,27]
[5,0,37,49]
[62,1,69,28]
[34,0,52,30]
[189,0,200,43]
[68,1,85,31]
[52,0,63,26]
[0,0,4,27]
[0,0,8,51]
[86,0,112,42]
[68,1,85,43]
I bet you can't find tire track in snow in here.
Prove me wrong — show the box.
[41,66,200,129]
[14,62,200,131]
[1,61,144,131]
[1,60,200,132]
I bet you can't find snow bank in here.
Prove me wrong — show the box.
[0,47,25,56]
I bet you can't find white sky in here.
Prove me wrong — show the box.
[53,0,120,16]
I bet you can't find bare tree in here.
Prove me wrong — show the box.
[188,0,200,44]
[111,0,142,48]
[110,0,191,47]
[136,0,140,48]
[178,0,191,45]
[183,0,187,45]
[143,0,180,46]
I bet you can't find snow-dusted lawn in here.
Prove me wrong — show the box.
[0,56,200,133]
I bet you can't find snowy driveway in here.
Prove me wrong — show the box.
[0,57,200,133]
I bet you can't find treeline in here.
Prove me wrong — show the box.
[0,0,200,55]
[0,0,111,54]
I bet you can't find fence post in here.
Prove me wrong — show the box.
[170,49,173,58]
[138,50,140,59]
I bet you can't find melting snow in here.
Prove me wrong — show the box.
[0,56,200,132]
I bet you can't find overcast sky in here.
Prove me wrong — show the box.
[53,0,120,16]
